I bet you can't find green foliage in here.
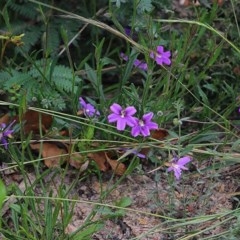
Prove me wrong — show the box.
[97,196,132,219]
[72,223,104,240]
[8,0,38,19]
[1,0,81,57]
[0,178,6,212]
[0,59,82,110]
[109,0,171,31]
[137,0,154,14]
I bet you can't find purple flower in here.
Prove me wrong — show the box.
[120,148,146,159]
[134,151,146,159]
[131,112,158,137]
[108,103,137,131]
[0,121,15,149]
[150,46,171,66]
[120,53,148,71]
[79,97,100,117]
[167,156,192,180]
[124,27,132,36]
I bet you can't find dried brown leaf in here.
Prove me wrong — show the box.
[68,152,85,169]
[151,128,168,140]
[105,152,126,176]
[78,160,89,173]
[0,113,10,124]
[30,142,68,167]
[88,152,108,172]
[140,128,168,156]
[16,110,53,134]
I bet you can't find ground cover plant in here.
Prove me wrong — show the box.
[1,0,240,239]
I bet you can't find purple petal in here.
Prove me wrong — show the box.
[136,152,146,159]
[110,103,122,114]
[117,119,127,131]
[3,130,14,137]
[108,113,120,123]
[149,52,155,59]
[85,108,100,117]
[125,116,137,127]
[138,63,148,71]
[124,106,137,116]
[163,57,171,65]
[96,110,100,116]
[2,121,15,136]
[140,125,151,137]
[0,121,15,149]
[174,168,182,180]
[1,137,8,149]
[124,27,132,36]
[142,112,154,122]
[79,97,87,108]
[0,123,6,129]
[132,117,139,125]
[133,59,141,66]
[120,53,129,61]
[146,122,158,130]
[177,156,192,167]
[179,166,188,171]
[131,126,141,137]
[157,46,164,54]
[121,52,148,71]
[164,51,171,57]
[133,59,148,71]
[94,109,100,116]
[86,103,95,112]
[156,58,164,65]
[122,148,146,159]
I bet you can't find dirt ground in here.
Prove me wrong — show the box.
[2,158,239,239]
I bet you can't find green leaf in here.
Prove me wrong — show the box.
[97,206,125,218]
[207,42,223,67]
[203,83,217,92]
[137,0,153,13]
[85,63,97,89]
[44,198,53,240]
[72,223,104,240]
[83,125,95,141]
[0,179,6,210]
[196,85,209,105]
[115,196,132,208]
[3,71,32,90]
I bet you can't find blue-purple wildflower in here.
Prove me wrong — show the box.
[150,46,171,66]
[79,97,100,117]
[0,121,15,149]
[131,112,158,137]
[120,53,148,71]
[124,27,132,36]
[120,148,146,159]
[108,103,136,131]
[167,156,192,180]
